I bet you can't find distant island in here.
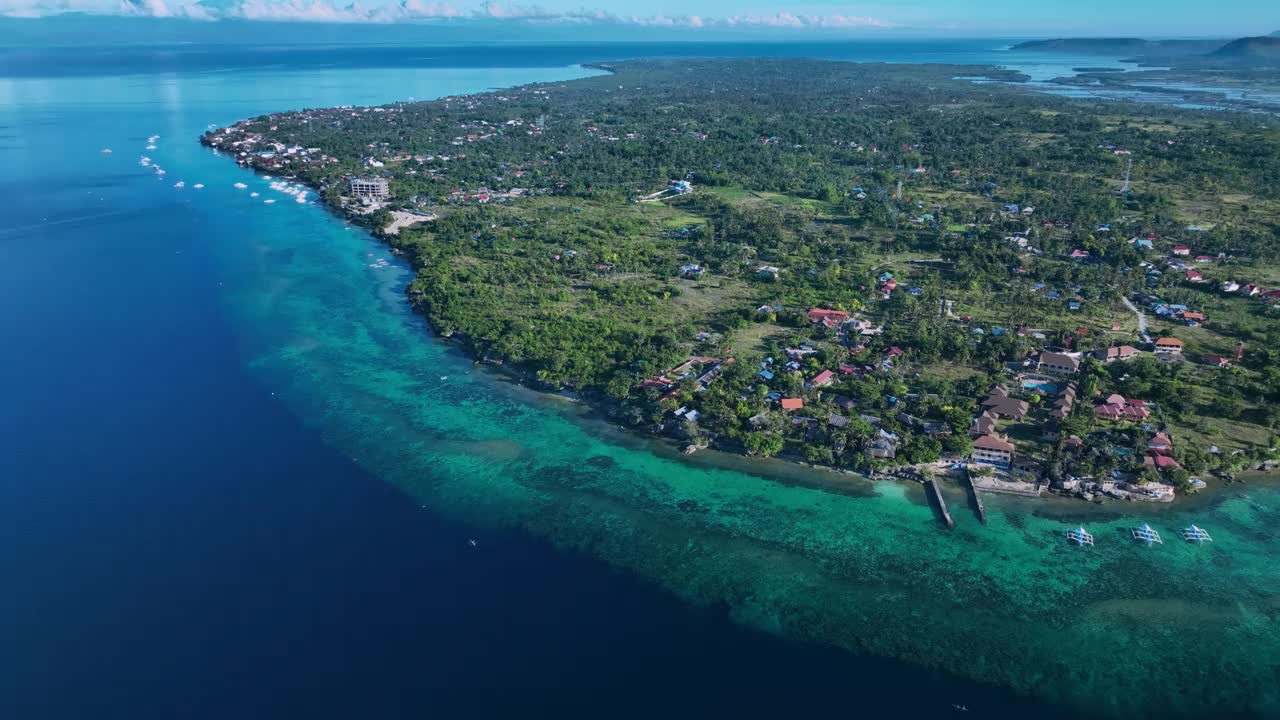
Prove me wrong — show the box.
[1209,36,1280,62]
[202,58,1280,505]
[1014,34,1280,67]
[1011,37,1224,56]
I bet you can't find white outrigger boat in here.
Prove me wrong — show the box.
[1066,526,1094,546]
[1132,523,1163,546]
[1181,525,1213,543]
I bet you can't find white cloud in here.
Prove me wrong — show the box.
[0,0,896,29]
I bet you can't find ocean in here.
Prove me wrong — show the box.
[1,40,1276,719]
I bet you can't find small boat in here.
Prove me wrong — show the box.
[1181,525,1213,543]
[233,182,247,189]
[440,376,448,381]
[1067,526,1094,546]
[145,144,157,150]
[249,192,259,198]
[1132,523,1163,546]
[192,183,204,189]
[153,167,166,176]
[953,705,969,712]
[101,148,112,154]
[174,181,185,188]
[263,199,276,204]
[148,134,160,143]
[467,539,478,547]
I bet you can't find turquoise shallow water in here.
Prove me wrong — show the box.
[201,85,1279,720]
[4,46,1279,719]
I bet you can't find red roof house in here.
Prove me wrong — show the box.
[807,308,850,324]
[1093,395,1150,422]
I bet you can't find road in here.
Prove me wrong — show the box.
[1121,295,1151,343]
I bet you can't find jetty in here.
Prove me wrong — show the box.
[1067,526,1094,546]
[1132,523,1163,546]
[1181,525,1213,543]
[963,473,987,525]
[924,477,955,529]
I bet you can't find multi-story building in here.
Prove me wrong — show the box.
[349,176,390,200]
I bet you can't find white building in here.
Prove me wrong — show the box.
[972,434,1015,469]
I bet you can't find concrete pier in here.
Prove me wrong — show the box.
[925,478,955,529]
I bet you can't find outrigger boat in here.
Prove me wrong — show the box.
[1132,523,1163,546]
[1181,525,1213,543]
[1067,526,1094,546]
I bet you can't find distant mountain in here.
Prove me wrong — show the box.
[1208,36,1280,63]
[1011,38,1225,56]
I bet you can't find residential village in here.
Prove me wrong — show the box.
[632,203,1280,506]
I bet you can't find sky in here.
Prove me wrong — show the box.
[0,0,1275,36]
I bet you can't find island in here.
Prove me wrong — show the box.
[201,58,1280,503]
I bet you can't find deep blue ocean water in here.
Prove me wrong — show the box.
[0,40,1178,719]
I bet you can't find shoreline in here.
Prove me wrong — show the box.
[198,68,1279,516]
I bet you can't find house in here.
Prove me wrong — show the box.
[756,265,781,279]
[1200,354,1230,368]
[921,422,950,436]
[1153,337,1184,356]
[1180,311,1206,325]
[1171,245,1191,256]
[810,370,835,387]
[970,412,997,436]
[1148,432,1173,452]
[780,398,804,411]
[1144,453,1182,471]
[1093,395,1150,422]
[972,434,1015,469]
[867,438,897,460]
[1095,345,1139,364]
[1132,481,1175,500]
[1052,383,1077,419]
[981,396,1030,420]
[1221,281,1240,293]
[828,413,851,428]
[1069,248,1091,260]
[680,263,705,278]
[1185,269,1203,282]
[1036,351,1081,376]
[1242,283,1260,296]
[807,308,850,325]
[758,369,775,381]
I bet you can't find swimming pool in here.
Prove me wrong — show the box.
[1021,380,1058,393]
